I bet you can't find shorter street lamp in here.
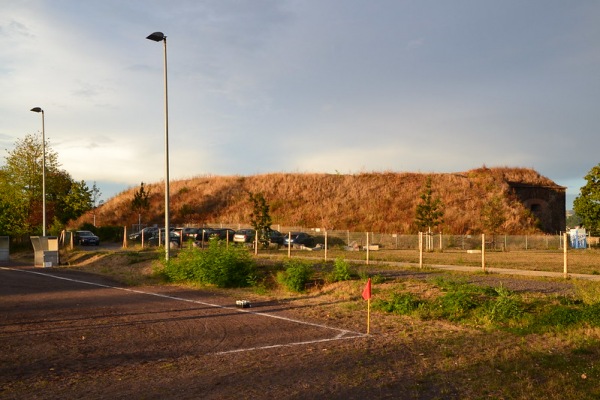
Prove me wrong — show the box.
[30,107,46,236]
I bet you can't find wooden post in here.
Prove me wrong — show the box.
[254,230,258,256]
[287,232,291,258]
[324,230,328,261]
[419,232,423,269]
[481,233,486,272]
[563,232,568,279]
[439,232,442,251]
[123,226,127,248]
[366,232,370,265]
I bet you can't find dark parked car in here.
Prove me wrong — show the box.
[147,229,180,247]
[269,230,285,245]
[128,227,158,241]
[194,228,218,242]
[180,227,198,241]
[209,228,235,241]
[75,230,100,246]
[283,232,315,247]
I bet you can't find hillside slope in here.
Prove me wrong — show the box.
[82,167,563,234]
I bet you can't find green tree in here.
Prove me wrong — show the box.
[0,132,89,234]
[415,177,444,233]
[573,164,600,236]
[248,191,272,248]
[58,180,93,224]
[131,182,151,228]
[481,196,506,249]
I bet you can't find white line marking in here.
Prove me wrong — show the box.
[1,267,367,353]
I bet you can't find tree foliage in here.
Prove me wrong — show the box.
[131,182,151,223]
[415,177,444,232]
[0,133,93,235]
[573,164,600,236]
[481,196,506,234]
[248,191,272,248]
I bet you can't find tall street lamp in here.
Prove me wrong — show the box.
[30,107,46,236]
[146,31,170,260]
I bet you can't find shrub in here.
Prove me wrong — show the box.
[278,259,313,292]
[330,258,352,282]
[483,285,524,323]
[373,293,422,315]
[161,239,256,287]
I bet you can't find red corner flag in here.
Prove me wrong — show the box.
[362,278,372,300]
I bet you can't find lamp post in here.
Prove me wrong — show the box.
[146,31,170,260]
[30,107,46,236]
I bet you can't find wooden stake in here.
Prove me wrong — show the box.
[419,232,423,269]
[482,233,486,272]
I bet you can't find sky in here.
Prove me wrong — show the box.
[1,0,599,209]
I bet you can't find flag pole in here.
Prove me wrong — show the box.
[367,297,370,334]
[362,277,372,335]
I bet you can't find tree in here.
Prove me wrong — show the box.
[481,195,506,249]
[58,180,93,224]
[573,164,600,236]
[90,182,103,227]
[0,132,91,235]
[415,177,444,232]
[248,191,272,248]
[131,182,151,229]
[415,177,444,251]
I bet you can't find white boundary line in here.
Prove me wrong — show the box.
[1,267,367,354]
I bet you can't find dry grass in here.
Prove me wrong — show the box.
[76,167,561,234]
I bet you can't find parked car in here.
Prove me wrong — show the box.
[269,230,285,245]
[128,227,158,241]
[194,228,217,242]
[180,227,198,241]
[283,232,315,247]
[209,228,235,241]
[233,229,284,246]
[75,230,100,246]
[233,229,255,243]
[147,229,180,247]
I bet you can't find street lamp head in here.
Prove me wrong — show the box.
[146,32,166,42]
[30,107,43,113]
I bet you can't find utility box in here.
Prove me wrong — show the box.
[30,236,59,267]
[0,236,9,261]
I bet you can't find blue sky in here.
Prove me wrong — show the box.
[1,1,599,208]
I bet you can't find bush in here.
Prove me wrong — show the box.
[373,293,422,315]
[161,239,256,288]
[278,259,313,292]
[330,257,352,282]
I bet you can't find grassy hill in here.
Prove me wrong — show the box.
[82,167,561,234]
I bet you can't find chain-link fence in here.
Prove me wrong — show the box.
[200,224,571,251]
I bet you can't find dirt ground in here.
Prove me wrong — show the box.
[0,256,584,399]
